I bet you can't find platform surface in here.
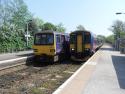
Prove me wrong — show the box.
[0,50,33,61]
[53,44,125,94]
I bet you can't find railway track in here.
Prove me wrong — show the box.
[0,56,33,75]
[0,62,25,71]
[0,60,82,94]
[0,62,28,76]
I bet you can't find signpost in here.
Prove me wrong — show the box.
[25,20,32,48]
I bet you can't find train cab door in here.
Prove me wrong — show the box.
[77,34,83,53]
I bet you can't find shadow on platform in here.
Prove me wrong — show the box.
[112,55,125,89]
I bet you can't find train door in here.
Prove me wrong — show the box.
[77,34,83,52]
[56,34,61,53]
[70,34,76,51]
[54,34,62,62]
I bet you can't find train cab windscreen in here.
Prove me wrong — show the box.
[84,32,91,43]
[34,33,54,45]
[70,34,76,44]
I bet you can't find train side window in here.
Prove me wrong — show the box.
[61,35,65,43]
[67,36,70,41]
[56,35,61,43]
[65,35,69,41]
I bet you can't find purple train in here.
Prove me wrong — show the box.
[33,30,69,62]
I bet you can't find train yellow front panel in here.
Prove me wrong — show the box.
[70,44,75,49]
[77,35,82,52]
[85,44,91,48]
[33,45,55,56]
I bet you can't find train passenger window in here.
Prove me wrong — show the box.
[61,35,65,43]
[34,35,41,45]
[56,35,61,43]
[65,35,70,41]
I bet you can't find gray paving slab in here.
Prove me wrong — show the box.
[82,45,125,94]
[53,44,125,94]
[0,50,33,61]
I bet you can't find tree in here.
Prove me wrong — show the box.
[105,35,114,44]
[0,0,67,53]
[120,32,125,38]
[76,25,85,30]
[0,0,33,52]
[109,20,125,39]
[34,17,44,30]
[42,22,57,31]
[56,23,66,32]
[97,35,105,43]
[10,0,33,49]
[28,17,44,33]
[27,19,38,35]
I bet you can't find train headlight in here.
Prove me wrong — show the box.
[85,48,89,51]
[71,48,75,51]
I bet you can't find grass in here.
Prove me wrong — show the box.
[31,88,43,94]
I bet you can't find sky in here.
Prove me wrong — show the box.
[25,0,125,36]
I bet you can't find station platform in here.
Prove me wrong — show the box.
[0,50,33,69]
[0,50,33,61]
[53,44,125,94]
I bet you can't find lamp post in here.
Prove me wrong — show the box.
[25,20,32,49]
[112,26,117,50]
[116,12,125,15]
[115,12,125,50]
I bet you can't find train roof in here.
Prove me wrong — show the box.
[70,30,91,34]
[35,30,69,35]
[70,30,96,37]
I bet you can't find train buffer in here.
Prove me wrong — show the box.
[53,44,125,94]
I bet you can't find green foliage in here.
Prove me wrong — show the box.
[28,19,38,35]
[0,0,66,53]
[34,17,44,30]
[42,22,66,32]
[28,18,44,34]
[105,35,114,44]
[56,23,66,32]
[109,20,125,40]
[97,35,105,42]
[42,22,57,31]
[31,88,42,94]
[120,31,125,38]
[76,25,85,30]
[0,0,33,53]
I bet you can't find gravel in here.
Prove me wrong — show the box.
[0,60,82,94]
